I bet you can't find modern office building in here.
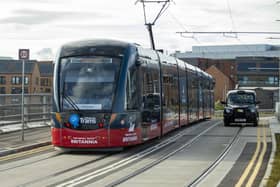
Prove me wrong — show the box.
[174,44,280,109]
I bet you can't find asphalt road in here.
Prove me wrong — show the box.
[0,119,272,187]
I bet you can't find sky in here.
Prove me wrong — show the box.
[0,0,279,60]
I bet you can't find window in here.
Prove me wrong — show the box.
[260,63,278,72]
[45,88,51,93]
[267,76,278,85]
[238,75,279,86]
[0,87,5,94]
[142,68,160,110]
[11,77,20,85]
[237,63,256,71]
[61,56,121,111]
[11,87,28,94]
[11,76,29,85]
[41,78,51,86]
[24,76,29,85]
[126,66,138,110]
[0,76,6,84]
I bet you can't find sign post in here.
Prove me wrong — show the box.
[19,49,29,141]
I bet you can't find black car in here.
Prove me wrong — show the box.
[221,90,260,126]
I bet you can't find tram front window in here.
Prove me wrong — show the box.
[60,56,121,111]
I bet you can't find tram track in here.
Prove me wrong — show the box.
[0,120,220,187]
[106,121,223,187]
[18,139,165,186]
[186,126,242,187]
[53,120,221,187]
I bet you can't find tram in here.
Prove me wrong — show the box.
[51,39,215,149]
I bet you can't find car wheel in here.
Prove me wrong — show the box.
[253,120,258,127]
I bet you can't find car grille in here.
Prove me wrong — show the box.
[233,108,249,118]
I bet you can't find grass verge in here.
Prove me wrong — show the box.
[266,133,280,187]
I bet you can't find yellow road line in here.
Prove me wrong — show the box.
[235,127,261,187]
[246,126,267,187]
[0,145,53,162]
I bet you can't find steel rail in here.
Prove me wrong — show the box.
[186,127,242,187]
[56,120,221,187]
[106,121,222,187]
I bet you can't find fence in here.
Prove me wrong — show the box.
[0,94,275,126]
[0,94,52,126]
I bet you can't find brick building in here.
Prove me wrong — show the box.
[38,61,53,93]
[0,60,53,94]
[206,65,233,102]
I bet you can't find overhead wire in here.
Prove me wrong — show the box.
[224,0,239,40]
[152,1,171,24]
[167,9,201,43]
[226,0,236,32]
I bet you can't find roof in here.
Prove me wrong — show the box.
[0,60,35,74]
[227,89,256,96]
[38,63,53,77]
[206,65,229,82]
[59,39,130,58]
[175,44,280,59]
[239,87,279,91]
[62,39,130,49]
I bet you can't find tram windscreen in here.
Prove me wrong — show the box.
[60,56,121,110]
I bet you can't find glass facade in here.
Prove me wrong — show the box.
[236,57,279,87]
[260,63,278,72]
[237,63,256,71]
[238,75,279,86]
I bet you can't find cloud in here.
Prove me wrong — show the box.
[0,9,108,25]
[36,48,54,60]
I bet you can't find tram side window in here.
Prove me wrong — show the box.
[126,66,138,110]
[142,67,160,109]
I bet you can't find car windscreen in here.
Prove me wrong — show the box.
[227,93,255,105]
[60,56,121,111]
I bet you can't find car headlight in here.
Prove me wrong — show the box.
[225,108,232,113]
[250,108,256,113]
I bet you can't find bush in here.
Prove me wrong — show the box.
[215,100,224,111]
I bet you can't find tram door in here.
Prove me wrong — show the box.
[139,60,161,141]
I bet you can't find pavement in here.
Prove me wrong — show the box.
[0,123,51,157]
[0,117,280,186]
[261,116,280,187]
[0,121,51,134]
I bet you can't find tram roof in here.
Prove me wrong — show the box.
[61,39,130,49]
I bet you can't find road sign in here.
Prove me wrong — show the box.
[19,48,29,141]
[19,49,30,60]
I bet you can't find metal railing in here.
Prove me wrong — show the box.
[0,94,52,126]
[0,93,276,126]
